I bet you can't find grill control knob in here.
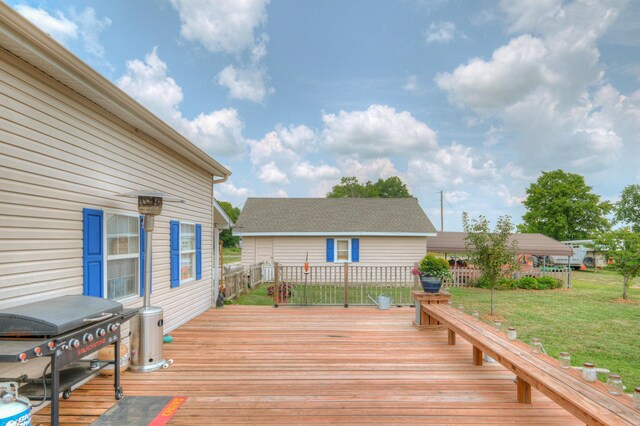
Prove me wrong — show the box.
[69,339,80,349]
[96,328,106,337]
[82,333,94,343]
[34,347,42,357]
[107,323,119,333]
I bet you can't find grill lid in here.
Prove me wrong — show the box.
[0,295,123,336]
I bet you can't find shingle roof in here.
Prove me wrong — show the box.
[427,232,572,256]
[234,198,436,235]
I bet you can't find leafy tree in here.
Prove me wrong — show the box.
[217,200,241,247]
[518,170,612,240]
[594,228,640,300]
[326,176,412,198]
[615,184,640,232]
[463,213,518,316]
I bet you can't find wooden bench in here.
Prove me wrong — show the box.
[423,303,640,426]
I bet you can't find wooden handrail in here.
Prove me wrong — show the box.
[425,303,640,426]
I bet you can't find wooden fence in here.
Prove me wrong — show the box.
[222,262,265,300]
[445,266,570,288]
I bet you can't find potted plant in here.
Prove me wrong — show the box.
[412,254,452,293]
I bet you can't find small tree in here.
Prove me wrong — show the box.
[594,228,640,300]
[615,184,640,233]
[463,213,518,316]
[217,200,241,248]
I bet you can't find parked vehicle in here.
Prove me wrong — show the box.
[544,240,606,269]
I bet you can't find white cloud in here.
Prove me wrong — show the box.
[258,162,289,184]
[337,158,398,181]
[436,0,634,173]
[217,180,250,198]
[501,0,563,34]
[274,124,317,150]
[425,21,457,43]
[436,35,552,113]
[170,0,270,56]
[406,143,498,189]
[322,104,438,158]
[15,4,78,42]
[292,162,341,180]
[69,7,112,58]
[170,0,273,103]
[14,5,111,59]
[403,75,420,92]
[445,190,469,204]
[117,48,245,156]
[217,65,274,103]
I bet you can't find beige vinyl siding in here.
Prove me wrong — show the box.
[0,46,214,354]
[241,236,427,267]
[240,237,256,268]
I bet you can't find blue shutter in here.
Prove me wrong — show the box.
[170,220,180,288]
[351,238,359,262]
[196,224,202,280]
[83,208,103,297]
[326,238,335,262]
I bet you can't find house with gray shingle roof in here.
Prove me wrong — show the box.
[234,198,437,267]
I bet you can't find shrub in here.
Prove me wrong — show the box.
[475,276,516,290]
[496,278,517,290]
[517,276,539,290]
[537,276,562,289]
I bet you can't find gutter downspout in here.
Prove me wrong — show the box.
[211,174,229,307]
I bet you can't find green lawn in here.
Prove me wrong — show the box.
[230,270,640,391]
[222,247,241,265]
[449,270,640,391]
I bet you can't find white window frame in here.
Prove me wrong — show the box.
[334,238,351,263]
[180,221,196,284]
[103,210,140,302]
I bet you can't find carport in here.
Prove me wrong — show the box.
[427,232,573,256]
[427,232,574,287]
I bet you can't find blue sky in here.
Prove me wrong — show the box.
[8,0,640,231]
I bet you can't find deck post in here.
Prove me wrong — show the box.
[344,262,349,308]
[447,329,456,345]
[473,346,483,366]
[273,261,279,308]
[516,377,532,404]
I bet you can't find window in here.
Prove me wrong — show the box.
[336,239,350,261]
[180,223,196,282]
[106,214,139,300]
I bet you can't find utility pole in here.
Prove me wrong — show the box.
[440,190,444,232]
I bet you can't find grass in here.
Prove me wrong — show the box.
[232,283,272,305]
[222,247,241,265]
[229,269,640,391]
[449,270,640,391]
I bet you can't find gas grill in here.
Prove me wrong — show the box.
[0,295,137,426]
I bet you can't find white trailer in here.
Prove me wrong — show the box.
[548,240,607,269]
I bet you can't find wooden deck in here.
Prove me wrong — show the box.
[34,306,581,424]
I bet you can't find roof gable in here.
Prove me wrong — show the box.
[234,198,436,236]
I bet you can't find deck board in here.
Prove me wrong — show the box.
[33,306,581,425]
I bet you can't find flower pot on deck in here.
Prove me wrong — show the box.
[420,276,442,293]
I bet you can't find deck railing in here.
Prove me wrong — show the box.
[276,264,416,306]
[271,263,572,306]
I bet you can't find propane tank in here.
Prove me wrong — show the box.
[0,382,31,426]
